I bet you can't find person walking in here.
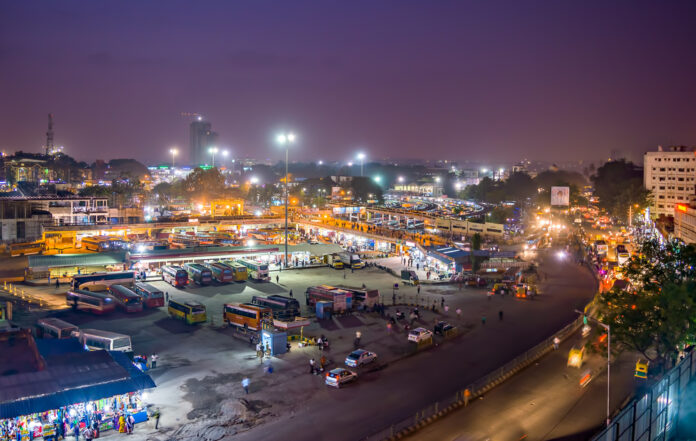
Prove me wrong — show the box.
[498,310,503,320]
[127,414,135,434]
[150,353,158,369]
[553,337,560,350]
[152,409,161,430]
[165,292,169,303]
[276,274,279,284]
[481,315,486,325]
[56,278,60,289]
[456,308,461,318]
[289,289,293,297]
[309,358,316,374]
[417,285,421,294]
[241,377,250,394]
[440,297,444,308]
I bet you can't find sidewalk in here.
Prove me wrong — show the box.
[371,256,442,284]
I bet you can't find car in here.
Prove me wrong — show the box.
[433,321,454,336]
[325,368,357,388]
[408,327,433,343]
[345,349,377,367]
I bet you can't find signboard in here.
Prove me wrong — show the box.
[551,186,570,206]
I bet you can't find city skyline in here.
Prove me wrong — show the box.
[2,1,696,164]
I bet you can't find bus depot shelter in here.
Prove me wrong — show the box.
[25,252,127,285]
[0,330,155,441]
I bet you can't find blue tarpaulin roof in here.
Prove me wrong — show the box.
[0,345,155,419]
[427,247,517,263]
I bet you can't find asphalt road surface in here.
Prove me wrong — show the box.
[230,248,597,441]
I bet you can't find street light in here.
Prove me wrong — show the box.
[208,146,219,167]
[398,176,404,183]
[169,148,178,167]
[276,131,296,268]
[357,152,366,177]
[373,176,382,183]
[222,149,229,165]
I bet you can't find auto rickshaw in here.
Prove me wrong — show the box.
[568,346,585,368]
[635,359,649,379]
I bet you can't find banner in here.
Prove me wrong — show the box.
[551,186,570,206]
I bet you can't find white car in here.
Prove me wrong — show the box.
[408,327,433,343]
[325,368,358,388]
[345,349,378,367]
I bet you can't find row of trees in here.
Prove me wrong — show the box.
[597,239,696,369]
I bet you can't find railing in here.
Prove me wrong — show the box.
[591,348,696,441]
[364,316,583,440]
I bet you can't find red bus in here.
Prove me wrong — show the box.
[133,282,165,308]
[66,290,116,315]
[109,284,144,313]
[162,265,188,287]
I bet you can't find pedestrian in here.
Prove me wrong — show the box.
[417,285,421,294]
[150,353,158,369]
[440,297,444,308]
[165,292,169,302]
[498,310,503,320]
[276,274,279,284]
[444,305,449,314]
[319,355,327,372]
[73,425,79,441]
[309,358,316,374]
[317,336,323,351]
[241,377,250,394]
[553,337,560,350]
[289,289,293,297]
[456,308,461,318]
[127,414,134,434]
[56,278,60,289]
[481,315,486,325]
[152,408,161,430]
[392,293,396,305]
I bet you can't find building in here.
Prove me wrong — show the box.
[392,182,443,197]
[643,146,696,219]
[0,198,52,242]
[674,202,696,245]
[190,118,218,166]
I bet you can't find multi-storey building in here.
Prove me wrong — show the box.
[674,201,696,245]
[643,146,696,219]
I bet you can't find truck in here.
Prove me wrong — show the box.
[594,240,609,256]
[338,252,364,269]
[325,253,344,269]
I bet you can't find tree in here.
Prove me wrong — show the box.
[597,239,696,369]
[349,177,383,203]
[591,160,650,220]
[183,167,226,197]
[470,233,482,273]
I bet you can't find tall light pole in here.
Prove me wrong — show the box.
[357,152,366,177]
[208,146,219,167]
[222,149,229,167]
[576,310,611,426]
[277,132,296,268]
[169,148,178,167]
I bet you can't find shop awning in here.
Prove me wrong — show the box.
[28,251,127,270]
[0,349,155,419]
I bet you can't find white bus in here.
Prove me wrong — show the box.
[71,329,133,352]
[36,318,79,339]
[237,259,270,281]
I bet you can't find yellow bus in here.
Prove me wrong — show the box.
[168,299,207,325]
[223,303,270,331]
[9,241,44,257]
[224,261,248,282]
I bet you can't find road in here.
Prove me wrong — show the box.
[229,248,597,441]
[406,328,637,441]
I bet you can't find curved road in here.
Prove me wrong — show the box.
[232,249,597,441]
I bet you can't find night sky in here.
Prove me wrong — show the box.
[1,0,696,165]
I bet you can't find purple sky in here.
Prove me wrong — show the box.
[1,0,696,165]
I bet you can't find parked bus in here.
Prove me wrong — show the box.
[223,303,271,331]
[305,285,352,311]
[133,282,165,308]
[72,271,135,290]
[223,261,248,281]
[237,259,270,281]
[161,265,189,287]
[81,236,112,252]
[72,329,132,352]
[338,287,379,308]
[9,240,45,257]
[66,290,116,314]
[205,262,234,283]
[168,299,207,324]
[108,284,144,313]
[36,318,79,339]
[183,263,213,285]
[251,295,300,320]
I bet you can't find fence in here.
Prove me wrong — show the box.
[591,348,696,441]
[365,316,583,440]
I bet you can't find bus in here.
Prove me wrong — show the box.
[237,259,270,281]
[81,236,112,252]
[66,290,116,315]
[338,287,379,308]
[72,329,132,352]
[251,295,300,320]
[108,284,144,313]
[36,318,79,339]
[223,303,271,331]
[161,265,189,287]
[305,285,352,312]
[72,271,135,290]
[9,241,45,257]
[168,299,207,325]
[223,261,248,282]
[184,263,213,285]
[133,282,165,308]
[205,262,234,283]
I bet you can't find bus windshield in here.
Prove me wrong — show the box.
[113,337,131,349]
